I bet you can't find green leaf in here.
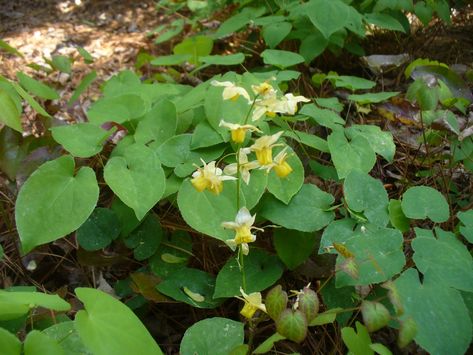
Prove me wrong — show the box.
[51,123,112,158]
[388,199,410,232]
[43,321,91,355]
[262,22,292,48]
[0,328,21,355]
[344,171,389,227]
[212,7,266,38]
[401,186,449,223]
[334,225,405,287]
[303,0,351,39]
[259,184,335,232]
[68,71,97,105]
[319,218,357,254]
[261,49,305,69]
[157,134,225,177]
[299,33,328,63]
[414,1,433,26]
[180,318,244,355]
[76,208,121,251]
[173,36,213,65]
[15,155,99,254]
[200,53,245,65]
[150,54,192,66]
[273,229,317,270]
[361,301,391,332]
[135,99,177,147]
[111,197,141,237]
[51,55,72,74]
[77,47,94,63]
[241,169,268,209]
[104,144,166,220]
[149,231,192,278]
[370,343,393,355]
[253,333,286,354]
[177,180,244,242]
[276,309,307,343]
[11,81,51,117]
[191,120,224,149]
[24,330,64,355]
[364,13,405,32]
[125,214,163,260]
[395,269,472,355]
[87,94,149,124]
[309,308,341,326]
[458,210,473,243]
[345,125,395,162]
[154,19,184,44]
[214,249,284,298]
[300,104,345,130]
[315,97,344,112]
[16,72,59,100]
[284,130,329,153]
[412,227,473,292]
[0,39,23,57]
[267,146,304,204]
[348,92,400,104]
[156,267,221,308]
[75,288,163,355]
[341,322,374,355]
[327,75,376,91]
[0,88,22,132]
[327,130,376,179]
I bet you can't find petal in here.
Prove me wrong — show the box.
[211,80,233,87]
[219,175,238,181]
[241,169,251,185]
[219,120,238,130]
[241,243,250,255]
[235,207,252,225]
[222,222,239,230]
[223,163,238,176]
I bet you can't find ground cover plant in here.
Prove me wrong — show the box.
[0,0,472,354]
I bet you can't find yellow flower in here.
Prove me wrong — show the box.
[261,147,293,178]
[251,82,276,97]
[191,160,236,195]
[224,148,260,185]
[237,287,266,319]
[251,92,310,121]
[222,207,262,255]
[219,120,262,143]
[250,131,284,166]
[280,93,310,115]
[211,80,251,103]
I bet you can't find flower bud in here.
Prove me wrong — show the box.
[298,287,320,323]
[276,309,308,343]
[265,285,288,321]
[361,301,391,332]
[398,317,417,348]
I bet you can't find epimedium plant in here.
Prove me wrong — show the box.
[0,47,472,353]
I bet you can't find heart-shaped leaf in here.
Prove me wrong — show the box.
[401,186,449,223]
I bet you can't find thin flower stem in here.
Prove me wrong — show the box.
[239,246,247,291]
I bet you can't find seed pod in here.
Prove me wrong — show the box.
[265,285,288,321]
[276,309,308,343]
[298,287,320,323]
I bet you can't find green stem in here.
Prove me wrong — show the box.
[239,246,247,291]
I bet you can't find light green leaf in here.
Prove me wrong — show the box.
[214,249,284,298]
[341,322,374,355]
[344,171,389,227]
[273,229,317,270]
[75,288,163,355]
[348,91,400,104]
[177,180,243,241]
[51,123,112,158]
[11,81,51,117]
[369,343,393,355]
[173,36,214,65]
[300,104,345,130]
[334,225,405,287]
[458,210,473,243]
[15,155,99,254]
[44,321,91,355]
[395,269,472,355]
[51,55,72,74]
[200,53,245,65]
[180,318,244,355]
[104,144,166,220]
[241,169,267,209]
[261,49,305,69]
[327,130,376,179]
[345,125,396,162]
[315,97,344,112]
[154,19,184,44]
[76,208,121,251]
[259,184,335,232]
[327,75,376,91]
[68,71,97,105]
[0,39,23,57]
[191,120,224,149]
[284,130,329,153]
[17,72,59,100]
[364,13,405,32]
[401,186,449,223]
[213,7,266,38]
[412,228,473,292]
[135,100,177,147]
[267,146,304,204]
[309,308,342,326]
[0,88,22,132]
[253,333,286,354]
[262,22,292,48]
[150,54,191,66]
[87,94,149,124]
[77,47,94,63]
[303,0,350,39]
[156,267,221,308]
[24,330,64,355]
[299,33,328,63]
[319,218,357,254]
[388,199,410,232]
[0,328,21,355]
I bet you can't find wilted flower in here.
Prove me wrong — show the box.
[250,131,284,165]
[222,207,262,255]
[224,148,260,185]
[211,80,251,103]
[191,159,236,195]
[219,120,262,143]
[237,287,267,319]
